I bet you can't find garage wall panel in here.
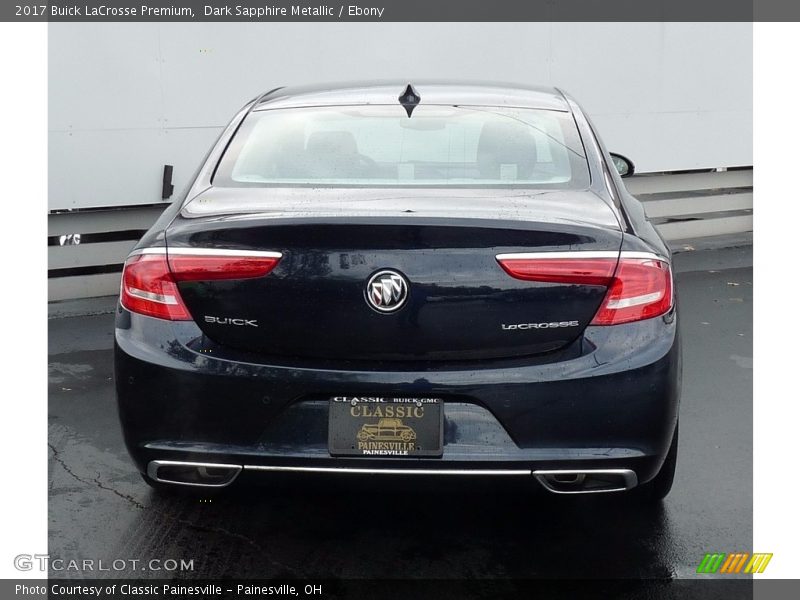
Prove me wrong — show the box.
[49,23,752,210]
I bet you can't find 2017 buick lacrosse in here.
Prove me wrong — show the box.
[115,81,680,500]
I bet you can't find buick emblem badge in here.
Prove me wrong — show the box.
[365,270,409,313]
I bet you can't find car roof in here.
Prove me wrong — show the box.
[253,80,570,112]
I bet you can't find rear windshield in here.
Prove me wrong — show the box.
[214,104,590,189]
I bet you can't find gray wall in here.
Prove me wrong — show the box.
[49,22,753,210]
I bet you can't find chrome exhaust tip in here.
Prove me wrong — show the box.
[533,469,637,494]
[146,460,242,488]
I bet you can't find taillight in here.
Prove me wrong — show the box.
[496,251,673,326]
[167,250,281,281]
[591,257,672,325]
[120,249,282,321]
[120,253,191,320]
[496,255,617,286]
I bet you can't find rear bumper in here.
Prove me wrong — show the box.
[114,305,680,488]
[146,459,640,494]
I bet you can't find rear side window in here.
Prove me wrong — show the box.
[214,104,590,189]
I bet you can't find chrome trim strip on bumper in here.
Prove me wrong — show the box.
[244,465,532,476]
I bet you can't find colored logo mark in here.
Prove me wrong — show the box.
[697,552,773,574]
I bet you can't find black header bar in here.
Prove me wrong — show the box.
[2,1,800,22]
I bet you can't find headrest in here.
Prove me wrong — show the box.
[306,130,359,156]
[476,122,538,179]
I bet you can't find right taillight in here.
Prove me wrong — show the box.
[496,251,673,326]
[591,257,673,325]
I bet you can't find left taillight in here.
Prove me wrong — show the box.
[120,254,191,320]
[120,249,281,321]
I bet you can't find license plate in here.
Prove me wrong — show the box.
[328,396,443,457]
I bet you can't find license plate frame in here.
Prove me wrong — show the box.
[328,396,444,458]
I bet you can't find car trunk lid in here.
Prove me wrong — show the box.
[164,187,622,362]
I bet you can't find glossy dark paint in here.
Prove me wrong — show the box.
[116,82,680,487]
[116,310,679,483]
[168,188,622,361]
